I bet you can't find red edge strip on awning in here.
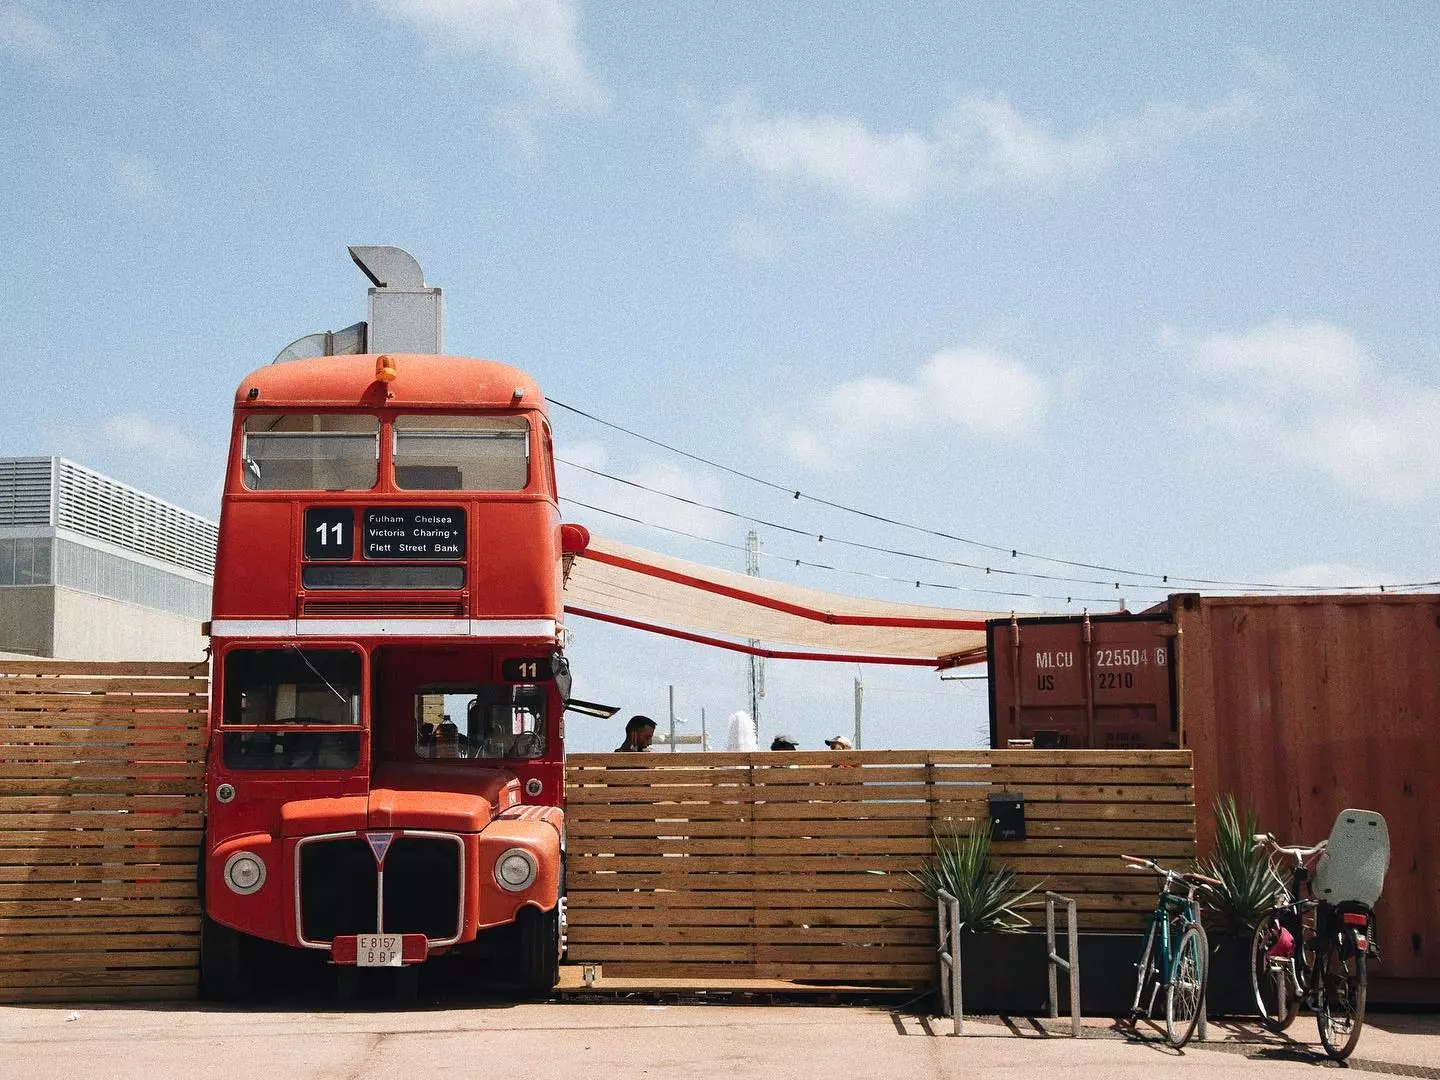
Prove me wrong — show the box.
[566,605,945,667]
[582,548,988,632]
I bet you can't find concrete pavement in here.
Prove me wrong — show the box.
[1,1003,1437,1080]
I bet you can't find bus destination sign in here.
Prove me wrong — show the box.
[363,507,466,560]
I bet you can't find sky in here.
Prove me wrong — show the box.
[4,2,1438,753]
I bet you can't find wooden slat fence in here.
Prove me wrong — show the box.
[0,660,207,1003]
[565,749,1194,984]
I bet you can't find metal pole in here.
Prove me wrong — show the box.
[1068,906,1080,1038]
[700,706,707,752]
[853,676,863,749]
[668,684,676,753]
[937,891,950,1022]
[1047,895,1058,1018]
[952,906,964,1035]
[746,531,763,733]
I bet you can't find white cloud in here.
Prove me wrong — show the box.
[112,151,161,201]
[0,2,110,77]
[1175,318,1368,397]
[0,4,59,62]
[1174,321,1440,503]
[102,412,201,463]
[371,0,605,108]
[555,441,730,541]
[787,346,1050,469]
[705,89,1260,208]
[43,411,223,517]
[705,97,934,209]
[917,348,1050,436]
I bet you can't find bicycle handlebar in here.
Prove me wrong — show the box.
[1253,833,1327,862]
[1120,854,1222,887]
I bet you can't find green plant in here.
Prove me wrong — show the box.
[1196,794,1283,935]
[910,823,1042,932]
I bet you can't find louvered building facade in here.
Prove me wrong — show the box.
[0,457,215,660]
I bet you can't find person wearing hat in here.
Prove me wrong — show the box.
[615,714,657,753]
[825,734,853,751]
[769,734,799,751]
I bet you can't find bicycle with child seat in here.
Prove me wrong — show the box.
[1250,832,1375,1061]
[1122,854,1220,1049]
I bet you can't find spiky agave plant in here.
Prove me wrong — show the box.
[1196,794,1283,935]
[911,823,1041,932]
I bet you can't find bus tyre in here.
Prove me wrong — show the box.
[199,915,251,1002]
[516,905,560,994]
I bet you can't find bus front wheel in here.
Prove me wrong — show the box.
[199,915,251,1002]
[515,906,560,995]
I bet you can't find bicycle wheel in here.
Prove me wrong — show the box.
[1129,919,1161,1022]
[1250,910,1300,1030]
[1316,938,1367,1060]
[1166,923,1208,1049]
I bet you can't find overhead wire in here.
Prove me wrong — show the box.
[561,495,1140,607]
[556,457,1434,595]
[548,397,1439,595]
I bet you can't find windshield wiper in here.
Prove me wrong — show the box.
[286,644,347,703]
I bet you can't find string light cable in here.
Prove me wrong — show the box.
[555,456,1436,596]
[561,495,1142,607]
[547,397,1437,595]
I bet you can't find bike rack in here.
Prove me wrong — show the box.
[936,889,964,1035]
[1045,891,1081,1037]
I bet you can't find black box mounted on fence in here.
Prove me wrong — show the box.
[988,792,1025,841]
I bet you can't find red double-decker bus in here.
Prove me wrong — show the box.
[200,281,589,996]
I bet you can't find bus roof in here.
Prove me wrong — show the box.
[234,353,547,411]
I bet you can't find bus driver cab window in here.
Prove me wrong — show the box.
[220,646,362,770]
[413,685,547,760]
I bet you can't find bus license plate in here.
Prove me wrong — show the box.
[356,934,403,967]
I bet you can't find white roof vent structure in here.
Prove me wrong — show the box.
[273,245,444,363]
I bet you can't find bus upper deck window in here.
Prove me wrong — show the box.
[241,414,379,491]
[393,415,530,491]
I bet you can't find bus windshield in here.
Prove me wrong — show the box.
[393,415,529,491]
[222,646,362,725]
[242,414,378,491]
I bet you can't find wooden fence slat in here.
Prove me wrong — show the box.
[0,662,206,677]
[0,898,201,917]
[0,678,210,694]
[0,864,196,883]
[0,949,199,972]
[0,846,198,866]
[0,830,202,847]
[0,694,207,711]
[0,918,200,938]
[0,762,206,780]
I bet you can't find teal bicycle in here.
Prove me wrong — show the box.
[1122,855,1220,1048]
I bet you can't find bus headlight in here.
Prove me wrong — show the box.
[495,848,536,892]
[224,851,267,895]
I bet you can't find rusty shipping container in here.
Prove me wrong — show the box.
[987,612,1179,750]
[988,594,1440,999]
[1170,592,1440,998]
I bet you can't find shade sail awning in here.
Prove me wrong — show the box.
[563,536,1002,668]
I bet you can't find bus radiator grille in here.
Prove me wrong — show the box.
[381,836,462,940]
[299,837,378,942]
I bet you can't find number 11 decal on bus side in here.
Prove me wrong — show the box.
[304,507,355,560]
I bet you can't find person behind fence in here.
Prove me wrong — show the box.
[770,733,798,751]
[615,714,656,752]
[825,734,852,751]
